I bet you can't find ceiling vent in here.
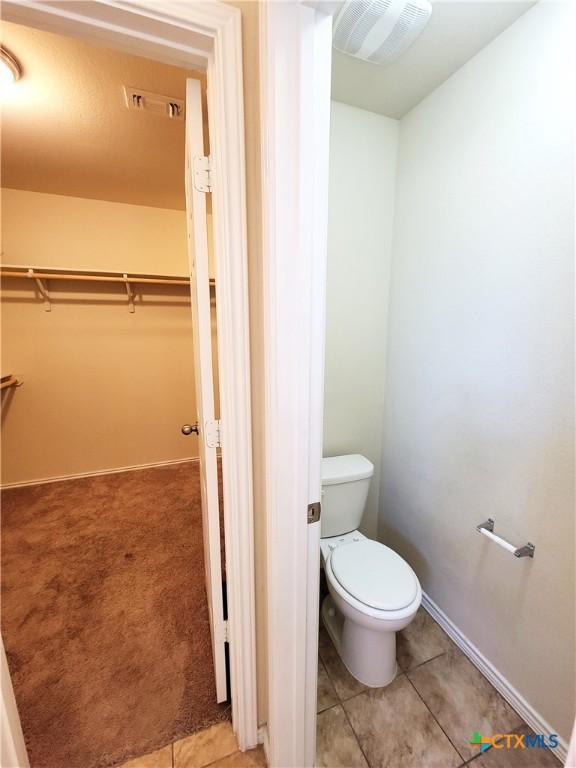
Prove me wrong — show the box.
[123,86,184,120]
[333,0,432,65]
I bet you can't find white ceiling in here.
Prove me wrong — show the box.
[1,22,207,210]
[331,1,537,118]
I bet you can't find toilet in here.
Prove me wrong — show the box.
[320,454,421,687]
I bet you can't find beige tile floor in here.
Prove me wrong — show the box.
[317,608,561,768]
[118,608,561,768]
[118,722,266,768]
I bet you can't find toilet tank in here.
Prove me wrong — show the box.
[321,454,374,538]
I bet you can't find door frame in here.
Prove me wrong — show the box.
[1,0,258,753]
[259,2,333,765]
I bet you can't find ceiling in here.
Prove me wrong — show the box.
[1,21,207,210]
[331,0,537,118]
[1,5,538,208]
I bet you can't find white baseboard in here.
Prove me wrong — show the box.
[0,456,199,490]
[421,592,567,764]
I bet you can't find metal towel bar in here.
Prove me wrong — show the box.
[476,519,535,559]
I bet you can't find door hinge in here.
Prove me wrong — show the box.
[205,419,221,449]
[193,155,212,192]
[308,501,321,524]
[215,619,229,643]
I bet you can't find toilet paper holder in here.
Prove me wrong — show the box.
[476,518,535,559]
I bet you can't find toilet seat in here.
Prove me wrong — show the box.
[324,537,421,622]
[331,539,419,611]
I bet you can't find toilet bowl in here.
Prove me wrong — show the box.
[320,530,421,687]
[320,455,422,687]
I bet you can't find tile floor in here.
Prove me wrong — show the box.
[118,607,561,768]
[118,722,266,768]
[317,607,561,768]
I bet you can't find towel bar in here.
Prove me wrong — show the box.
[476,519,535,558]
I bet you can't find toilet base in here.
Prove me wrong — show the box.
[321,594,398,688]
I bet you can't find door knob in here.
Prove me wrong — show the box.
[181,423,199,436]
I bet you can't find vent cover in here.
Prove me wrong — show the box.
[333,0,432,65]
[123,86,184,120]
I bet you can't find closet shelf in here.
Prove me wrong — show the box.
[1,265,214,313]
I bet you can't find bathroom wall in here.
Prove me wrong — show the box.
[380,1,575,741]
[1,188,203,485]
[324,101,398,538]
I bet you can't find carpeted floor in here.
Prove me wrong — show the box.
[1,461,230,768]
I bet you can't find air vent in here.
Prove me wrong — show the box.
[333,0,432,65]
[123,86,184,120]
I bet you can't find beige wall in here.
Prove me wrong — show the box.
[1,188,190,273]
[1,188,200,484]
[324,101,398,539]
[380,2,575,740]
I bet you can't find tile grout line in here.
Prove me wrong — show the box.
[402,615,473,763]
[199,750,243,768]
[317,679,370,715]
[317,644,375,767]
[319,665,470,768]
[321,630,447,699]
[318,656,338,706]
[318,650,366,706]
[319,627,466,766]
[339,694,373,768]
[404,673,467,764]
[323,676,367,707]
[404,649,447,673]
[320,615,550,768]
[459,751,490,766]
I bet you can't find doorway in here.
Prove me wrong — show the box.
[0,2,257,766]
[0,22,227,768]
[259,1,574,766]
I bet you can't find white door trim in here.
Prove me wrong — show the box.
[259,3,333,765]
[1,639,30,768]
[1,0,257,753]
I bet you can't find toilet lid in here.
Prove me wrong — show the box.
[330,540,419,611]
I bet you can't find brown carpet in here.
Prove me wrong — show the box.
[1,462,230,768]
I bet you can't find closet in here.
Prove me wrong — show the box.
[0,21,227,768]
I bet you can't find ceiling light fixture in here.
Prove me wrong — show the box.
[0,46,22,87]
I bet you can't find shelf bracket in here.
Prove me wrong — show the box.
[0,375,23,391]
[123,274,135,313]
[29,269,51,311]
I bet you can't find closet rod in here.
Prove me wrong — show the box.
[0,375,22,390]
[0,270,212,286]
[1,266,215,312]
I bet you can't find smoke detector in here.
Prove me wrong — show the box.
[123,86,184,120]
[333,0,433,65]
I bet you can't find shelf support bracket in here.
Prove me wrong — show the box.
[29,269,51,311]
[123,274,135,313]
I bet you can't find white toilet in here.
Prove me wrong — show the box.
[320,454,422,687]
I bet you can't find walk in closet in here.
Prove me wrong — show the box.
[1,20,227,768]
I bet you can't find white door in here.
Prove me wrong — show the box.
[185,78,227,703]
